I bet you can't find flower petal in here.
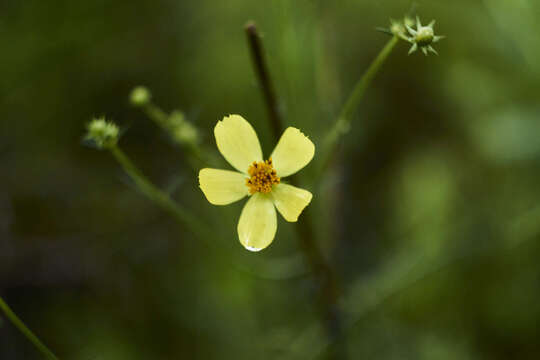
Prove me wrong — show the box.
[271,183,312,222]
[237,193,277,251]
[214,115,263,173]
[270,127,315,177]
[199,168,248,205]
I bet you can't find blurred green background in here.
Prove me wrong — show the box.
[2,0,540,358]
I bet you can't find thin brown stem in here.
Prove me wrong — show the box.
[294,208,343,351]
[245,20,344,359]
[245,21,283,141]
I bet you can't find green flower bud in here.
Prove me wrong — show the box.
[414,24,435,47]
[169,111,199,145]
[130,86,151,107]
[390,19,406,37]
[403,16,415,29]
[383,16,421,42]
[406,17,445,56]
[86,117,119,149]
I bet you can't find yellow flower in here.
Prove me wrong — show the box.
[199,115,315,252]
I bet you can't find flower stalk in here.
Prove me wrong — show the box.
[318,35,399,176]
[244,21,344,356]
[0,296,59,360]
[109,145,209,236]
[245,22,284,141]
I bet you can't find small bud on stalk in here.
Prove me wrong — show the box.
[130,86,152,107]
[389,19,407,38]
[86,117,119,149]
[406,17,445,56]
[169,110,199,145]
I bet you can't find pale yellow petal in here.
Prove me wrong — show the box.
[270,127,315,177]
[237,193,277,252]
[199,168,248,205]
[214,114,263,173]
[271,183,312,222]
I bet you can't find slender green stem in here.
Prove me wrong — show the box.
[0,296,59,360]
[142,103,169,129]
[109,145,210,238]
[318,36,399,176]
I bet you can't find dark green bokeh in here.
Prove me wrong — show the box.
[1,0,540,358]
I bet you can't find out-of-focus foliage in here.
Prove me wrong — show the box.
[1,0,540,359]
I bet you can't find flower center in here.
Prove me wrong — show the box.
[246,158,280,194]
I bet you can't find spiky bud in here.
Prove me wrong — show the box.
[86,117,119,149]
[406,17,445,56]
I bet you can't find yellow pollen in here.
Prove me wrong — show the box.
[245,158,280,194]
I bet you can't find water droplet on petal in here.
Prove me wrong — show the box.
[245,245,262,252]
